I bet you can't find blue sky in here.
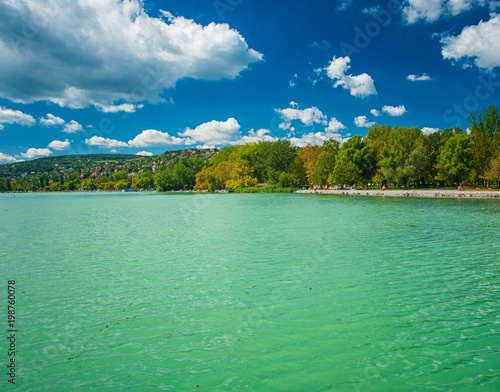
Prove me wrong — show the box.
[0,0,499,162]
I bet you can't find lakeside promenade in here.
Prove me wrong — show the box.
[296,189,500,199]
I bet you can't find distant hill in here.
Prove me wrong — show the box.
[0,154,146,176]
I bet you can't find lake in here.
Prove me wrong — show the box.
[1,192,499,391]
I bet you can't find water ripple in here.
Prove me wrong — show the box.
[1,193,499,391]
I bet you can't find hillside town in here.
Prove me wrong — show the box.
[0,148,219,192]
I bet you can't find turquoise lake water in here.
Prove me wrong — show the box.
[0,192,499,391]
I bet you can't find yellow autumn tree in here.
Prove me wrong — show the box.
[225,154,258,189]
[194,166,210,190]
[482,155,500,183]
[297,144,322,184]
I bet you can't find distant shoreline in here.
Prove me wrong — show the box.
[3,189,500,199]
[296,189,500,199]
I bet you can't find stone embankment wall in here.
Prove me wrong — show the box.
[296,189,500,199]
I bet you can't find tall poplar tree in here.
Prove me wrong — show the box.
[468,105,500,182]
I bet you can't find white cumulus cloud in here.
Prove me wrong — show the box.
[96,103,144,113]
[355,116,376,128]
[40,113,66,127]
[325,117,346,133]
[440,15,500,70]
[275,104,348,145]
[403,0,445,23]
[290,132,330,147]
[0,107,36,130]
[238,129,278,144]
[136,151,153,156]
[0,0,263,109]
[324,56,377,97]
[402,0,491,23]
[62,120,83,134]
[0,152,22,164]
[382,105,407,116]
[275,105,328,131]
[85,136,129,148]
[47,139,71,150]
[290,131,350,147]
[20,148,53,159]
[407,73,432,81]
[370,109,381,117]
[178,118,241,148]
[128,129,185,147]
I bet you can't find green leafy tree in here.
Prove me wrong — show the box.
[379,126,425,189]
[38,174,49,189]
[186,155,205,175]
[136,173,153,189]
[94,176,110,187]
[436,133,473,185]
[104,182,116,191]
[172,163,194,189]
[0,178,12,192]
[312,152,334,186]
[330,161,362,185]
[468,105,500,182]
[254,140,297,184]
[207,166,226,191]
[365,125,393,161]
[365,125,395,186]
[81,179,97,190]
[416,128,462,187]
[113,171,128,182]
[49,182,66,191]
[233,143,258,166]
[311,139,339,186]
[154,170,174,191]
[252,141,273,182]
[278,172,300,188]
[115,179,129,190]
[421,130,443,186]
[287,155,307,186]
[208,146,238,167]
[332,135,375,185]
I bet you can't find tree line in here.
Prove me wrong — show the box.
[192,106,499,190]
[0,106,498,192]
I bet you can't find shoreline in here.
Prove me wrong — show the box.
[3,189,500,199]
[296,189,500,199]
